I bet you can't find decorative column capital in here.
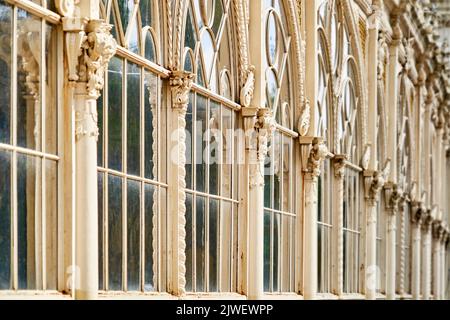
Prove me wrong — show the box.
[243,108,275,188]
[364,159,390,206]
[432,221,445,241]
[384,182,401,214]
[62,16,117,98]
[333,155,347,180]
[410,201,425,226]
[169,70,195,111]
[299,137,329,179]
[255,108,276,162]
[421,209,434,232]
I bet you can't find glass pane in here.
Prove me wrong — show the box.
[17,154,38,289]
[144,71,157,180]
[266,12,277,66]
[185,193,193,291]
[200,31,214,84]
[220,201,232,292]
[144,31,156,62]
[144,183,155,291]
[209,101,220,195]
[282,136,291,212]
[0,150,11,289]
[140,0,152,28]
[127,179,140,291]
[195,95,207,192]
[211,0,223,35]
[209,198,218,292]
[184,8,196,50]
[273,132,281,211]
[128,16,139,54]
[118,0,135,35]
[264,210,271,292]
[45,23,57,155]
[98,91,104,166]
[159,186,167,291]
[222,108,232,198]
[98,173,104,290]
[196,196,206,291]
[17,10,41,151]
[45,159,57,290]
[0,1,11,144]
[273,212,280,292]
[185,93,194,189]
[266,69,278,110]
[108,57,123,171]
[108,174,122,290]
[127,63,140,176]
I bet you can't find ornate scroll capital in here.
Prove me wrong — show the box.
[384,182,401,214]
[297,98,310,137]
[255,108,276,162]
[62,15,117,98]
[243,108,275,188]
[240,65,255,108]
[299,137,329,179]
[432,220,445,241]
[421,209,433,232]
[364,169,386,206]
[81,20,117,98]
[410,201,425,226]
[169,70,194,111]
[333,155,347,180]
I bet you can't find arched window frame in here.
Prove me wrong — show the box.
[181,0,241,294]
[97,0,170,293]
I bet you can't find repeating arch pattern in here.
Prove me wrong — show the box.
[181,0,235,100]
[100,0,163,64]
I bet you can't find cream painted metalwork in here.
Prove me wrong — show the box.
[0,0,60,291]
[0,0,448,301]
[97,0,168,292]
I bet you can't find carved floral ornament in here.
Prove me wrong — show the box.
[365,159,390,204]
[56,1,117,98]
[169,70,195,110]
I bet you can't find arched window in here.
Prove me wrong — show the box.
[183,0,239,293]
[98,0,167,292]
[316,0,363,294]
[262,0,297,294]
[316,0,335,294]
[376,40,389,295]
[0,0,59,290]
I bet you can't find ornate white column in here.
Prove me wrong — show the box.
[167,70,194,296]
[300,137,328,299]
[56,0,117,299]
[331,156,346,297]
[363,6,381,300]
[243,108,274,300]
[421,210,433,299]
[440,230,449,300]
[410,201,423,299]
[364,169,387,299]
[384,183,401,300]
[432,221,444,299]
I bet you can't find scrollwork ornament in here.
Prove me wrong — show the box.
[80,20,117,98]
[55,0,78,17]
[298,99,310,136]
[240,65,255,108]
[170,70,195,110]
[307,138,329,178]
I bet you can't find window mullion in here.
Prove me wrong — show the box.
[11,4,18,291]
